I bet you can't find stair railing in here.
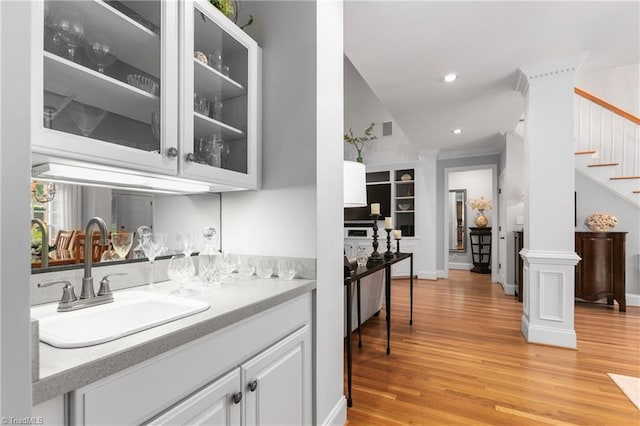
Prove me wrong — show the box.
[574,87,639,177]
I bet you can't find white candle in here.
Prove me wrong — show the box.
[394,230,402,239]
[384,217,393,230]
[371,203,380,215]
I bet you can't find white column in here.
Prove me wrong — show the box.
[416,150,438,279]
[515,53,588,349]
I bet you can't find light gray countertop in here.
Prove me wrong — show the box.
[32,276,316,405]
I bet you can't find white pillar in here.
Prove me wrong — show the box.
[416,150,438,279]
[515,53,588,349]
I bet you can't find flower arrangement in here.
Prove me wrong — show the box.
[584,213,618,232]
[467,197,492,211]
[344,122,377,163]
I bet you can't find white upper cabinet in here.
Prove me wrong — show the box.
[32,0,261,190]
[179,0,261,189]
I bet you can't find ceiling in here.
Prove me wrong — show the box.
[344,1,640,156]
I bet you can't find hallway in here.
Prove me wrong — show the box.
[345,270,640,425]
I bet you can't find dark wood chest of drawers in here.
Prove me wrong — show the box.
[574,232,626,312]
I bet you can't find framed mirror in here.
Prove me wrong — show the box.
[448,189,466,252]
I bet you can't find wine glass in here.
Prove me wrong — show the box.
[111,231,133,260]
[67,102,108,137]
[168,254,196,295]
[176,232,194,256]
[43,83,75,128]
[50,6,86,63]
[85,33,117,73]
[141,232,166,287]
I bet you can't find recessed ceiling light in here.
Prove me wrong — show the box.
[451,128,463,135]
[442,73,457,83]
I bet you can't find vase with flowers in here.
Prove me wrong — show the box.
[344,122,377,163]
[468,196,492,228]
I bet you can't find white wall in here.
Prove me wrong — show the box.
[576,63,640,116]
[343,56,418,165]
[154,194,221,253]
[576,172,640,297]
[502,131,525,286]
[232,2,346,423]
[448,169,493,266]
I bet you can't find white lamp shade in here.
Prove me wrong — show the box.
[343,161,366,207]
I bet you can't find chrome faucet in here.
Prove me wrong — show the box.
[31,218,48,268]
[81,217,109,300]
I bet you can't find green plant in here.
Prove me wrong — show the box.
[209,0,254,29]
[344,122,377,163]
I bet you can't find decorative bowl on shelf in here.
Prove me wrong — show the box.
[398,204,411,211]
[400,174,412,181]
[126,74,159,96]
[584,213,618,232]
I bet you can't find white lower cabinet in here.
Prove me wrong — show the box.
[148,325,311,426]
[68,293,312,425]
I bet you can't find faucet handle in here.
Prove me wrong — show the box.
[38,280,78,308]
[98,273,128,297]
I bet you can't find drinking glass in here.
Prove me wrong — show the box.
[221,252,241,282]
[256,258,273,279]
[168,254,196,295]
[211,95,223,121]
[151,110,161,140]
[176,232,194,256]
[193,93,210,116]
[141,232,166,287]
[43,85,75,128]
[111,231,133,260]
[356,249,368,268]
[207,50,222,71]
[277,258,296,280]
[238,256,255,277]
[67,102,108,137]
[85,33,117,73]
[50,6,86,63]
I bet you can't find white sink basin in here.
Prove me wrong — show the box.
[31,291,210,348]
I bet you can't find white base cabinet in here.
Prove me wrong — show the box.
[68,293,312,425]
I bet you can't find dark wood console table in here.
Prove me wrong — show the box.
[344,252,414,407]
[575,232,626,311]
[469,227,491,274]
[514,231,523,302]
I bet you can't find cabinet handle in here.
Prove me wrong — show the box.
[185,152,196,162]
[231,392,243,404]
[248,379,258,392]
[166,147,178,158]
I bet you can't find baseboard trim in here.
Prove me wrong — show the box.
[418,270,438,280]
[449,262,473,270]
[437,269,447,279]
[626,293,640,307]
[500,281,516,296]
[321,396,347,426]
[521,317,577,349]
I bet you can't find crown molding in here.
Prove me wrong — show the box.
[515,52,590,96]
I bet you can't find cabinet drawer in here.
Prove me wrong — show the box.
[70,293,311,425]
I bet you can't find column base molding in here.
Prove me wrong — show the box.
[521,316,577,349]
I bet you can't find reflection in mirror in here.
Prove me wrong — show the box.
[30,182,154,271]
[448,189,466,252]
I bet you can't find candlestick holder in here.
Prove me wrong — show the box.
[395,238,401,256]
[384,229,394,260]
[368,214,383,264]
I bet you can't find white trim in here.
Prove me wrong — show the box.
[437,269,447,279]
[520,249,581,266]
[437,147,502,160]
[321,396,347,426]
[500,281,516,296]
[449,262,472,270]
[521,316,577,349]
[626,293,640,307]
[418,270,438,280]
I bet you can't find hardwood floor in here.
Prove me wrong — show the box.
[345,270,640,425]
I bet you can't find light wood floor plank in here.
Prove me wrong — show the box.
[345,271,640,425]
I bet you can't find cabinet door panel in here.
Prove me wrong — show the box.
[147,368,240,426]
[34,0,179,175]
[242,325,312,426]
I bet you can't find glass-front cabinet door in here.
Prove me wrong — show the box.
[33,0,178,175]
[179,0,261,189]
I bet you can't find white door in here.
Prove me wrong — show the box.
[147,368,241,426]
[241,326,312,426]
[498,171,507,286]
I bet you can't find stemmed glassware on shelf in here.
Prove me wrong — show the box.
[141,232,167,287]
[67,102,108,137]
[49,6,86,63]
[43,84,75,129]
[85,33,117,74]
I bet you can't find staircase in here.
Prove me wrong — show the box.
[574,87,640,207]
